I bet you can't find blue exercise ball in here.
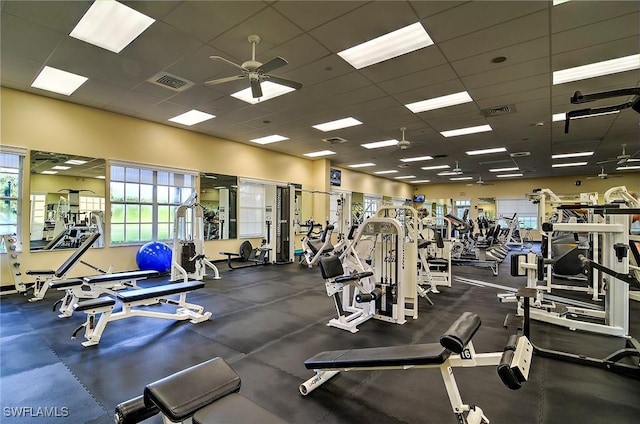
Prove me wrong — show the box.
[136,242,172,272]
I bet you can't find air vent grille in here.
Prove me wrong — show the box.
[482,104,516,117]
[322,137,348,144]
[148,72,195,92]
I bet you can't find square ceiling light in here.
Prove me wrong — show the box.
[466,147,507,156]
[349,163,376,168]
[250,135,289,145]
[441,124,492,138]
[70,0,155,53]
[231,81,295,104]
[405,91,473,114]
[338,22,433,69]
[361,139,398,149]
[31,66,88,96]
[553,54,640,85]
[169,110,215,126]
[313,117,362,132]
[303,150,335,158]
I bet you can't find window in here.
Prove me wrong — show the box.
[0,148,24,250]
[363,195,381,219]
[238,180,265,238]
[453,199,471,220]
[110,163,195,244]
[496,198,538,230]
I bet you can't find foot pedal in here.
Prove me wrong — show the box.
[503,313,525,331]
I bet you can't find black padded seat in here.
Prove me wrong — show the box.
[83,270,158,284]
[308,239,333,255]
[75,296,116,312]
[304,343,449,369]
[49,278,84,289]
[193,393,288,424]
[418,239,431,249]
[117,281,204,303]
[26,269,55,275]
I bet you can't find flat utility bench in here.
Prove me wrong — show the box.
[115,357,287,424]
[71,280,210,347]
[50,269,159,318]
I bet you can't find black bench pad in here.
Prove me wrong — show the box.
[75,296,116,312]
[117,281,204,303]
[439,312,481,354]
[83,270,158,284]
[144,357,241,422]
[193,393,287,424]
[49,278,84,289]
[304,343,449,369]
[26,269,55,275]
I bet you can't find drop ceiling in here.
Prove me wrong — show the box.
[2,0,639,183]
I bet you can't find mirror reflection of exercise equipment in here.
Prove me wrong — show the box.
[199,173,237,240]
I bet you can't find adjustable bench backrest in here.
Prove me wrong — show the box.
[54,232,101,277]
[319,255,344,280]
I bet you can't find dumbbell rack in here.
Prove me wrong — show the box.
[1,234,26,295]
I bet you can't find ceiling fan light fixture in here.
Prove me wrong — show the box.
[338,22,433,69]
[231,81,295,104]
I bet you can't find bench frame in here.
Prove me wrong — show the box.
[73,282,211,347]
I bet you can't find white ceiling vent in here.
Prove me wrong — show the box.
[510,151,531,157]
[322,137,348,144]
[148,72,195,92]
[482,104,516,117]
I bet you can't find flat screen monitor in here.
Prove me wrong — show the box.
[330,169,341,186]
[413,194,425,203]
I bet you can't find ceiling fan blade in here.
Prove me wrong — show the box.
[259,56,288,74]
[265,75,303,90]
[210,56,247,72]
[205,75,246,86]
[250,79,263,98]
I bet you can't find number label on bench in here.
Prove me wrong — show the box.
[460,348,472,360]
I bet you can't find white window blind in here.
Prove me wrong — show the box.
[239,181,265,238]
[496,198,538,229]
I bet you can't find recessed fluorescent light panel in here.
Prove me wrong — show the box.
[437,171,460,176]
[400,156,433,163]
[405,91,473,114]
[553,54,640,85]
[394,175,416,179]
[553,0,571,5]
[450,176,473,181]
[617,165,640,170]
[349,163,376,168]
[313,117,362,132]
[65,159,88,165]
[250,135,289,145]
[553,111,619,122]
[551,152,593,159]
[441,124,492,138]
[31,66,88,96]
[361,139,398,149]
[51,166,71,170]
[552,162,588,168]
[169,110,215,126]
[411,180,430,183]
[69,0,155,53]
[231,81,295,104]
[303,150,336,158]
[489,167,519,172]
[421,165,450,170]
[497,173,523,178]
[374,170,398,175]
[466,147,507,156]
[41,171,58,175]
[338,22,433,69]
[96,176,106,179]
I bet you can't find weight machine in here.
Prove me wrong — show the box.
[1,234,25,295]
[170,193,220,282]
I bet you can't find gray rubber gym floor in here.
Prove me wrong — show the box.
[1,247,639,423]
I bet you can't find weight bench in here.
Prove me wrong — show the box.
[25,232,101,301]
[50,269,159,318]
[300,312,533,424]
[219,240,271,270]
[71,281,211,347]
[114,357,287,424]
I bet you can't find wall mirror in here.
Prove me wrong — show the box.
[199,173,237,240]
[29,151,106,251]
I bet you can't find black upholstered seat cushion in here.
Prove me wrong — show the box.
[117,281,204,303]
[83,269,158,284]
[193,393,288,424]
[49,278,84,289]
[304,343,449,369]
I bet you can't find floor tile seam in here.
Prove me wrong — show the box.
[216,287,322,317]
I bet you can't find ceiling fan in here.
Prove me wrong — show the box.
[587,168,622,180]
[452,161,463,175]
[205,34,303,99]
[398,127,411,150]
[596,144,639,166]
[467,176,494,186]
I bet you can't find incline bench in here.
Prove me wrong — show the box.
[25,232,100,301]
[114,357,287,424]
[71,280,211,347]
[50,269,159,318]
[300,312,533,424]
